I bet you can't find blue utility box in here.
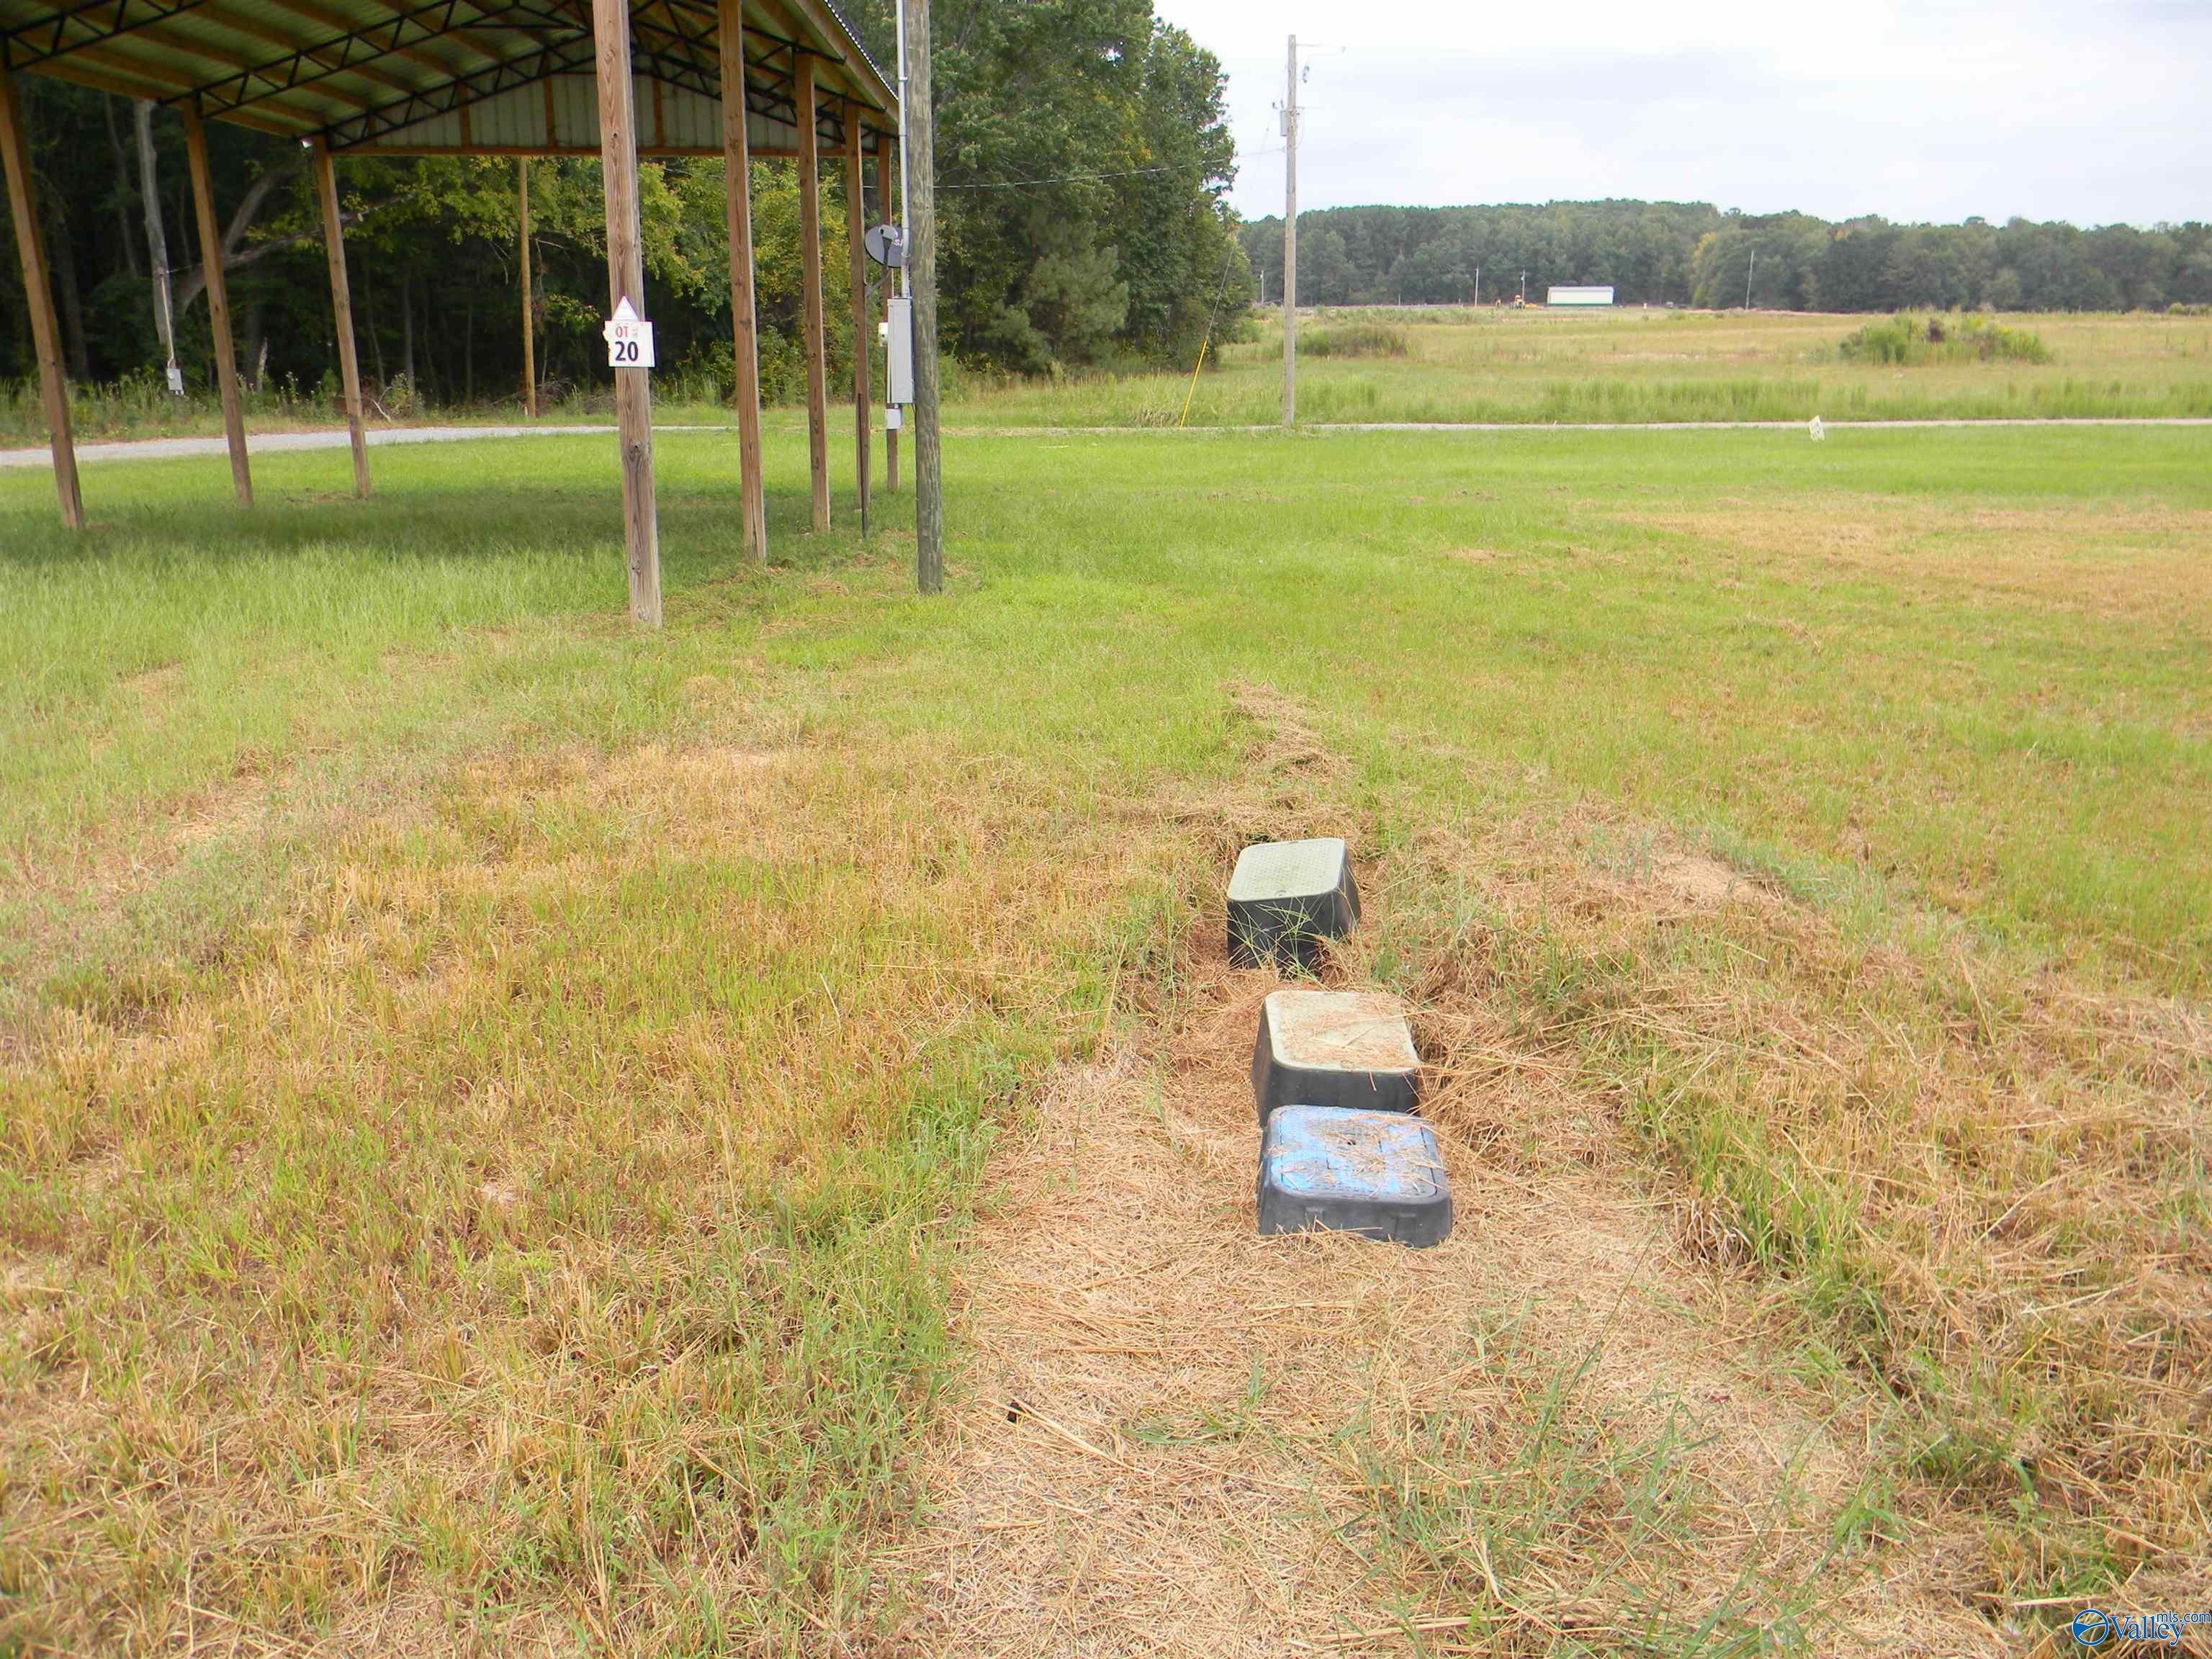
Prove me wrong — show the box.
[1256,1105,1452,1248]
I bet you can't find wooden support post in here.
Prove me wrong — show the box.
[0,68,83,529]
[518,156,536,418]
[904,0,942,593]
[794,54,830,531]
[716,0,765,559]
[591,0,661,626]
[182,107,251,507]
[311,138,369,498]
[843,117,871,527]
[876,136,897,493]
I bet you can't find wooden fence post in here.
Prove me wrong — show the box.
[518,156,536,418]
[904,0,942,593]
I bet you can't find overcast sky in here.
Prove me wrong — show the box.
[1156,0,2211,228]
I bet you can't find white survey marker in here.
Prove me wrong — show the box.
[603,297,655,370]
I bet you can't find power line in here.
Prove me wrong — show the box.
[940,163,1177,192]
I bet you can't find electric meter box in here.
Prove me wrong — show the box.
[886,296,914,405]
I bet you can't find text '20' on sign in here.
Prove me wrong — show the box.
[603,297,656,369]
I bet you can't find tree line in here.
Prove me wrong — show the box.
[1241,201,2212,313]
[0,0,1246,409]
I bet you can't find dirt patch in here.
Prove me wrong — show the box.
[1614,498,2212,629]
[165,770,272,853]
[1650,852,1753,909]
[117,661,183,709]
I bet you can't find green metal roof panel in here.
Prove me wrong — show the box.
[0,0,893,148]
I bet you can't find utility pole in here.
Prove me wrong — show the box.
[1745,248,1756,310]
[1281,33,1298,428]
[904,0,943,593]
[1520,269,1527,305]
[1473,264,1480,306]
[518,158,536,417]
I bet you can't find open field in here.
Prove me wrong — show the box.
[3,421,2209,1653]
[9,308,2212,448]
[974,307,2212,428]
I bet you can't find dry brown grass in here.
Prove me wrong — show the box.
[881,1003,1907,1654]
[0,732,1152,1655]
[1367,806,2212,1614]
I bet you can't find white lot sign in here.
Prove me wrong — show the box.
[603,297,655,369]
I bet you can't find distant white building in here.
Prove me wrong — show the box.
[1547,285,1616,307]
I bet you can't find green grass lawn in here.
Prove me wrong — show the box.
[2,421,2208,1650]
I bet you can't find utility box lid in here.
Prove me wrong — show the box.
[1251,989,1419,1122]
[1227,837,1358,971]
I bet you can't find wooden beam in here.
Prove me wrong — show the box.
[0,68,85,529]
[771,0,899,114]
[310,137,369,497]
[22,54,183,109]
[716,0,765,559]
[518,156,536,417]
[794,52,828,531]
[52,36,369,130]
[842,112,870,526]
[181,105,251,506]
[876,131,896,494]
[590,0,661,625]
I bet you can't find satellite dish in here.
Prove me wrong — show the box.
[863,223,907,269]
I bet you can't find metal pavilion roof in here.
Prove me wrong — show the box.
[0,0,896,156]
